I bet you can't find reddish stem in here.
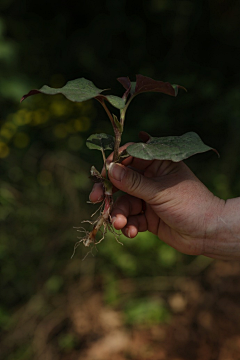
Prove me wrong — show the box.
[103,194,111,213]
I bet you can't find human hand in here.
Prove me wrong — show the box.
[90,143,226,258]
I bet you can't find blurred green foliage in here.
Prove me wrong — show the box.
[1,0,240,358]
[124,298,170,325]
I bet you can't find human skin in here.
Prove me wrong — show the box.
[89,143,240,261]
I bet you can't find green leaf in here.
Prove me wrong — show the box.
[21,78,126,111]
[126,132,218,162]
[86,133,115,152]
[113,114,123,133]
[105,95,126,109]
[21,78,106,103]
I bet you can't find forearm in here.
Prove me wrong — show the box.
[204,197,240,260]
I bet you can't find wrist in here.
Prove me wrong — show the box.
[203,197,240,260]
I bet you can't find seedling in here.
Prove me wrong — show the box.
[21,75,217,254]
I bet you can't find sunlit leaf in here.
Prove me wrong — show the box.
[21,78,126,110]
[21,78,106,103]
[126,132,218,162]
[86,133,115,152]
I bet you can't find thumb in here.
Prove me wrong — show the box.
[108,162,158,203]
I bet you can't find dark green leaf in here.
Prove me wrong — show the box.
[86,133,115,152]
[126,132,218,162]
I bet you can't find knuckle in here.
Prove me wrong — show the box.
[127,171,142,193]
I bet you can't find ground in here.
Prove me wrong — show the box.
[2,260,240,360]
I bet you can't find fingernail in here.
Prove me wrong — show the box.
[127,228,132,238]
[109,163,125,181]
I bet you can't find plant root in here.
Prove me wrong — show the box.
[72,195,122,258]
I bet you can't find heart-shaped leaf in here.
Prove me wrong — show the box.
[117,77,132,99]
[86,133,115,152]
[135,74,186,97]
[126,132,218,162]
[118,74,186,99]
[21,78,126,110]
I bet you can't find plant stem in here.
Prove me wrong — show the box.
[120,96,133,127]
[101,149,108,178]
[112,103,130,161]
[113,129,121,162]
[96,97,114,126]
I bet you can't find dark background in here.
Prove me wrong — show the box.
[1,1,240,359]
